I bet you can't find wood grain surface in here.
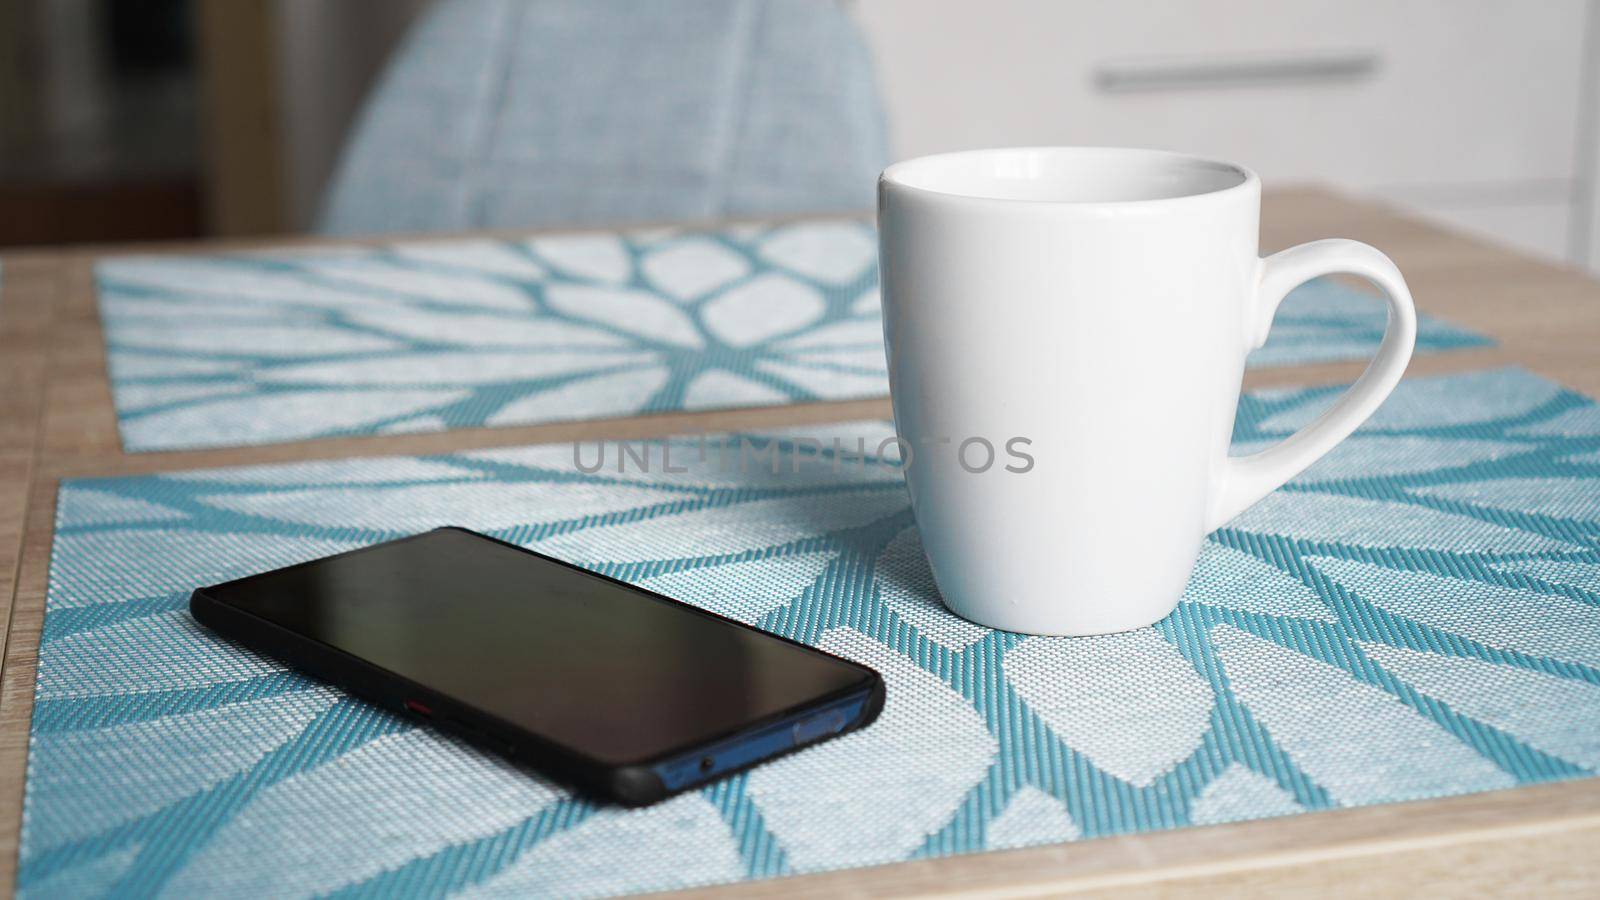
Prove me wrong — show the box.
[1,187,1596,897]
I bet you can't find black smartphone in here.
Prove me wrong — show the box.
[190,526,884,807]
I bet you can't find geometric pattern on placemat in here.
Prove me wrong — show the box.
[21,367,1594,898]
[95,221,1492,452]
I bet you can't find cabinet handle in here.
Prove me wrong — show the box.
[1094,51,1379,93]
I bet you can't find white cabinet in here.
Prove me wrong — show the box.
[853,0,1593,264]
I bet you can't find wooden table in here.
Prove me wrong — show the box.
[1,187,1597,897]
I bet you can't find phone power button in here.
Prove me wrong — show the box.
[792,708,848,745]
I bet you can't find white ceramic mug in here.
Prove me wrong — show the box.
[877,147,1416,636]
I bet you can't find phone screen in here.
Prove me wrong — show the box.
[205,529,873,764]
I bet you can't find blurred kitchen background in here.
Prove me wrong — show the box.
[4,0,1599,270]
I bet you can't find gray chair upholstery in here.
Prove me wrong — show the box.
[318,0,890,236]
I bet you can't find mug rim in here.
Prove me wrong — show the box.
[879,146,1259,208]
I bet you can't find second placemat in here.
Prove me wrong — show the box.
[96,221,1491,451]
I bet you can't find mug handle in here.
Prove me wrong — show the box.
[1205,239,1417,530]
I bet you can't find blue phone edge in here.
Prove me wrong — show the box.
[651,689,876,793]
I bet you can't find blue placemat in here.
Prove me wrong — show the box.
[95,222,1491,452]
[22,367,1596,898]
